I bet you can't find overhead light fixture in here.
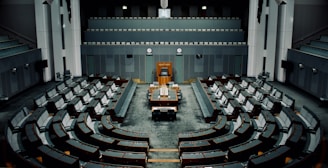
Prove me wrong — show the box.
[122,5,128,10]
[201,6,207,10]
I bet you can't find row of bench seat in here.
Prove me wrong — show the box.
[83,41,247,46]
[183,75,322,167]
[89,16,240,20]
[33,76,136,122]
[6,76,148,167]
[86,28,243,32]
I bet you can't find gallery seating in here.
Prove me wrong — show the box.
[245,83,259,95]
[47,95,67,113]
[50,122,70,147]
[67,97,87,116]
[72,83,84,95]
[87,99,107,119]
[179,140,212,154]
[253,110,275,131]
[281,94,295,109]
[221,99,241,119]
[253,89,265,102]
[296,105,320,131]
[37,145,80,168]
[213,115,229,134]
[61,89,76,103]
[217,92,233,108]
[111,128,150,142]
[212,133,239,150]
[56,82,70,95]
[207,81,219,93]
[65,139,100,161]
[229,84,243,97]
[94,92,112,107]
[8,106,31,131]
[178,128,218,142]
[227,139,262,161]
[83,161,143,168]
[192,78,220,122]
[241,97,261,116]
[180,149,226,167]
[78,90,94,105]
[224,79,237,91]
[34,93,48,109]
[303,126,322,154]
[261,96,282,114]
[46,87,59,99]
[235,90,250,105]
[101,149,147,167]
[210,86,226,101]
[111,79,137,121]
[247,145,291,168]
[116,140,149,153]
[184,161,244,168]
[269,88,283,100]
[6,126,25,154]
[99,115,115,134]
[51,109,75,131]
[260,82,273,94]
[23,123,53,153]
[29,107,53,132]
[239,77,254,89]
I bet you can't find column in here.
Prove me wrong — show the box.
[247,0,264,78]
[51,0,65,81]
[34,0,52,82]
[265,0,279,81]
[276,0,294,82]
[65,0,82,77]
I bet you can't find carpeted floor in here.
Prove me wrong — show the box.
[113,84,213,168]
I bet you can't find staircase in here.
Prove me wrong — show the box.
[298,35,328,58]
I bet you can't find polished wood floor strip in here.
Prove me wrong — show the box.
[147,159,181,163]
[149,148,179,152]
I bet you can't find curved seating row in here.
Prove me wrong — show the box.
[83,41,247,46]
[6,76,148,167]
[89,16,240,20]
[183,75,322,167]
[86,28,243,32]
[84,31,244,43]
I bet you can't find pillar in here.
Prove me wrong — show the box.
[276,0,294,82]
[34,0,52,82]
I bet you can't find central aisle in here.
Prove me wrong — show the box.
[113,84,213,168]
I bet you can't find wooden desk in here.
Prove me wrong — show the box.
[151,106,177,112]
[149,88,178,107]
[152,106,177,121]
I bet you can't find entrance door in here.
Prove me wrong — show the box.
[145,55,154,83]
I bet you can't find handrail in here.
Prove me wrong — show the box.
[292,25,328,49]
[0,24,37,49]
